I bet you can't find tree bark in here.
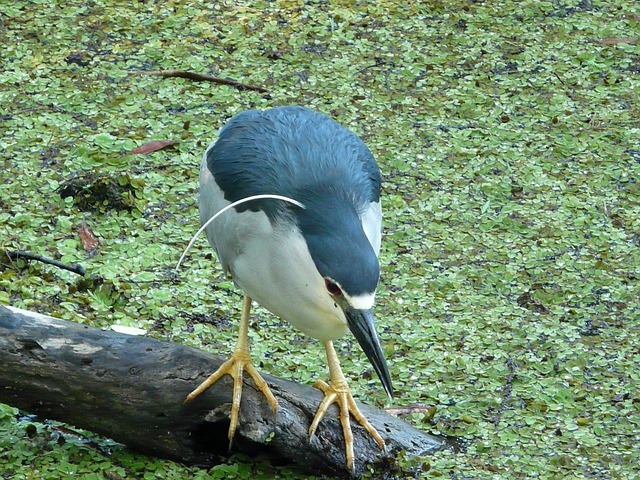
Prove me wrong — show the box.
[0,306,444,478]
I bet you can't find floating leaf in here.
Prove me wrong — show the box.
[130,140,177,155]
[111,325,147,336]
[77,220,100,255]
[385,403,437,417]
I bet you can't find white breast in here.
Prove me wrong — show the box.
[200,157,348,342]
[232,224,349,341]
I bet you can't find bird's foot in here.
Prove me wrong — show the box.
[309,378,386,472]
[184,350,278,448]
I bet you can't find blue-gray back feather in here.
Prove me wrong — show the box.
[205,106,381,296]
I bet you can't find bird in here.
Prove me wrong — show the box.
[184,105,393,471]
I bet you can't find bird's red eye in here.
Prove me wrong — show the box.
[325,279,342,296]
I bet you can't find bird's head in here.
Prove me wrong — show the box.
[292,190,394,399]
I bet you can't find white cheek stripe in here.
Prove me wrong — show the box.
[347,292,376,310]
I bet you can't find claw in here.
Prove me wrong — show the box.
[185,295,278,447]
[310,341,387,472]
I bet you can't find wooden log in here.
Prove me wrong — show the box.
[0,306,444,478]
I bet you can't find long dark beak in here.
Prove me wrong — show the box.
[345,307,393,399]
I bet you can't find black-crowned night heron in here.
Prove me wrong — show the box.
[184,105,392,471]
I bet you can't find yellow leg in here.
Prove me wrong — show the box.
[309,341,386,471]
[184,295,278,448]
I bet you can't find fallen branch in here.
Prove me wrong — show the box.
[0,306,445,478]
[130,70,269,93]
[491,357,517,428]
[594,37,638,45]
[4,250,85,276]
